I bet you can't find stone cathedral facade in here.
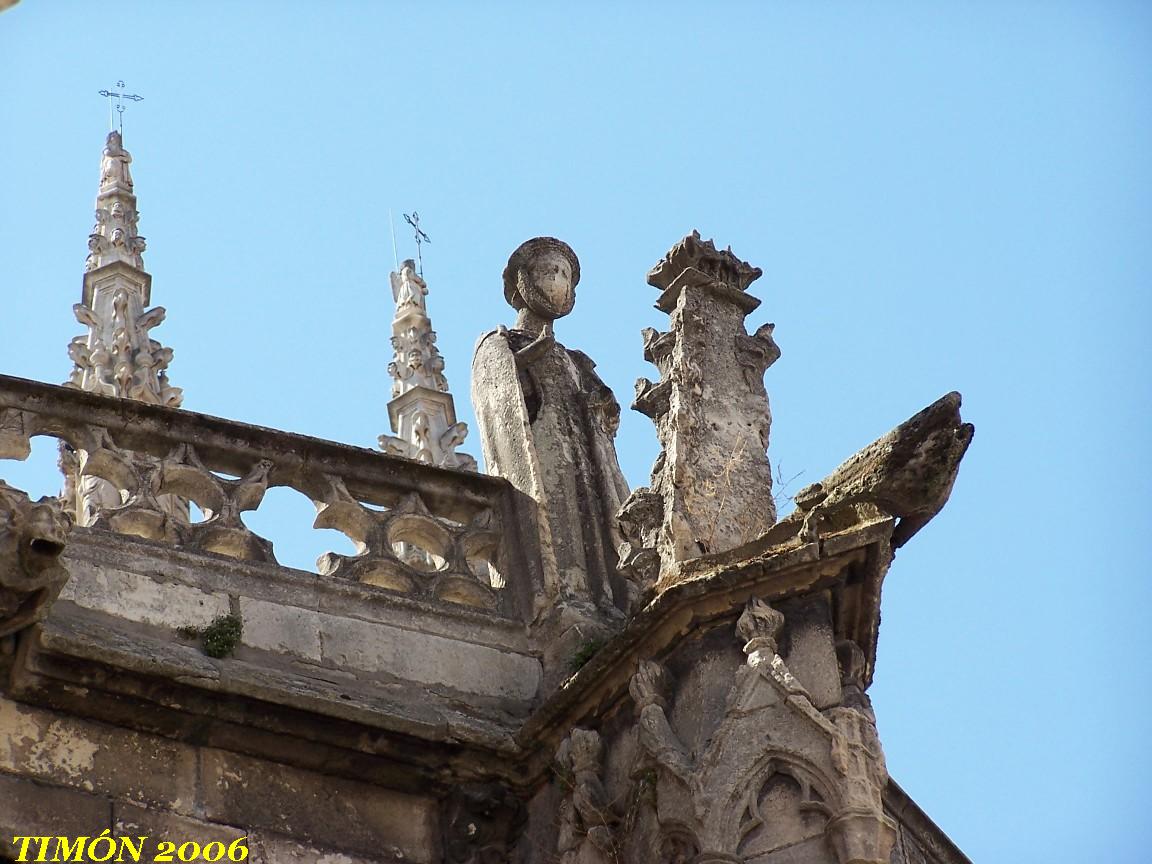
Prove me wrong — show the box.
[0,132,974,864]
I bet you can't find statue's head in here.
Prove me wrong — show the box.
[503,237,580,321]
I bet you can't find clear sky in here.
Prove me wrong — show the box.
[2,3,1150,861]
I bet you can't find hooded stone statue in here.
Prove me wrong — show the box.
[472,238,632,627]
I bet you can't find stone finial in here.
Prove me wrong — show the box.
[646,229,762,294]
[379,260,476,471]
[626,232,780,578]
[86,131,145,273]
[736,597,785,656]
[0,481,71,638]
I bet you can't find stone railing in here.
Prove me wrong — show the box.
[0,374,541,619]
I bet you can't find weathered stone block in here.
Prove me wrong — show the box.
[0,773,111,858]
[0,696,198,813]
[60,562,230,629]
[250,832,399,864]
[200,748,439,862]
[113,803,247,862]
[318,612,540,702]
[240,597,322,662]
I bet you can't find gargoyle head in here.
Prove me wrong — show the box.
[0,481,72,637]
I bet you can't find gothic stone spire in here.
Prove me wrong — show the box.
[66,130,181,408]
[62,131,184,528]
[379,260,476,471]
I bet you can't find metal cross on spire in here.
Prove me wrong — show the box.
[97,80,144,135]
[403,211,431,276]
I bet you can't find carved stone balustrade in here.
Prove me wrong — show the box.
[0,374,541,620]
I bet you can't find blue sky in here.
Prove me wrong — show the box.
[2,3,1150,860]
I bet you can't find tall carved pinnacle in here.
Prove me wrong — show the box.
[63,131,184,529]
[86,130,145,273]
[66,131,181,408]
[618,231,780,578]
[379,260,476,471]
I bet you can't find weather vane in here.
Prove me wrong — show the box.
[97,80,143,135]
[403,212,430,276]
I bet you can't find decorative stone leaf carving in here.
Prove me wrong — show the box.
[86,445,184,544]
[179,457,276,562]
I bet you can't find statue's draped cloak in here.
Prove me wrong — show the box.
[472,328,630,614]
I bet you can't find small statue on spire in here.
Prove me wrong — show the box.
[99,130,134,194]
[86,132,146,273]
[391,259,429,315]
[379,259,475,471]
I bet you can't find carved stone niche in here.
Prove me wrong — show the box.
[0,481,71,639]
[624,598,896,864]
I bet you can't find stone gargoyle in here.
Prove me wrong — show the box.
[0,480,72,638]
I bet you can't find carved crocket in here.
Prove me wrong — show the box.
[0,481,71,638]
